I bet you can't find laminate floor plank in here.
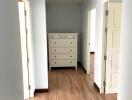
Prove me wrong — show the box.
[26,54,117,100]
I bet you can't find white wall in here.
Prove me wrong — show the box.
[94,0,105,92]
[0,0,24,100]
[80,0,96,72]
[46,2,81,61]
[29,0,48,89]
[118,0,132,99]
[90,9,96,52]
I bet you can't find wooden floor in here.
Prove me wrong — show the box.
[27,54,117,100]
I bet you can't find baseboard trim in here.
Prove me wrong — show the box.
[94,82,100,92]
[78,62,87,73]
[34,89,48,96]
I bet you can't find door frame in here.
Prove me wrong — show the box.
[18,1,30,99]
[87,11,91,75]
[24,0,35,97]
[18,0,34,98]
[88,8,96,75]
[100,1,109,94]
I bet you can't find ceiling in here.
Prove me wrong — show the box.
[46,0,83,3]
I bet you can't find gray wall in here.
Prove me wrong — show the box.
[46,3,81,33]
[46,2,81,61]
[29,0,48,89]
[0,0,24,100]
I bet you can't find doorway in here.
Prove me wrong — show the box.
[89,8,96,75]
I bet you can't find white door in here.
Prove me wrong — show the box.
[105,2,122,93]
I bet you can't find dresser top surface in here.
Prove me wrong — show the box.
[48,33,79,35]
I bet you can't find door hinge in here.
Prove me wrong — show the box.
[103,81,106,87]
[25,10,27,16]
[27,57,29,64]
[89,42,90,46]
[26,28,28,34]
[105,27,108,33]
[28,85,31,90]
[104,55,107,60]
[106,10,109,16]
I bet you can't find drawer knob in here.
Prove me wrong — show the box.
[54,42,56,44]
[70,61,72,63]
[70,42,72,44]
[70,49,72,51]
[54,56,56,57]
[54,49,56,51]
[54,62,56,64]
[70,56,72,57]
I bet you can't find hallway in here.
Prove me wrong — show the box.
[28,54,117,100]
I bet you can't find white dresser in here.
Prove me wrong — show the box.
[48,33,78,70]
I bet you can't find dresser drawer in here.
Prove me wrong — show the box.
[51,35,61,39]
[51,54,76,60]
[51,48,76,53]
[50,39,76,47]
[60,34,77,39]
[50,60,76,67]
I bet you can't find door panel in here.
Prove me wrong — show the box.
[51,39,76,47]
[112,31,120,48]
[51,54,76,60]
[113,9,121,26]
[105,2,122,93]
[51,48,76,53]
[112,52,119,68]
[111,72,118,88]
